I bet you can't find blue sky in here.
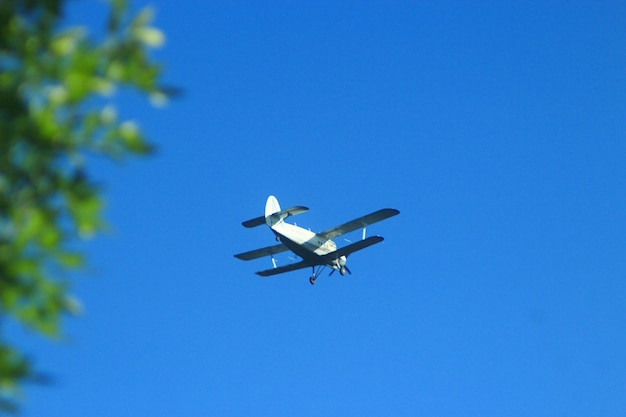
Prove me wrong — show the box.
[17,1,626,416]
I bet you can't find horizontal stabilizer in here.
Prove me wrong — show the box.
[242,206,309,228]
[242,215,266,228]
[266,206,309,224]
[322,236,384,260]
[256,260,311,277]
[318,208,399,240]
[234,243,289,261]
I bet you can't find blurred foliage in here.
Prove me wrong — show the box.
[0,0,171,411]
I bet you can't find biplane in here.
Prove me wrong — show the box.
[234,195,399,285]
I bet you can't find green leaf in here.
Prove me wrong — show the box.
[134,26,164,48]
[51,27,85,56]
[55,251,83,268]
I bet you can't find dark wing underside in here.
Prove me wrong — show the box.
[321,235,384,260]
[255,260,311,277]
[234,243,289,261]
[317,208,400,240]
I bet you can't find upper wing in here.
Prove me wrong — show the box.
[234,243,289,261]
[321,236,384,260]
[318,208,400,240]
[255,260,311,277]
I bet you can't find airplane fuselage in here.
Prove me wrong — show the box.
[270,222,346,270]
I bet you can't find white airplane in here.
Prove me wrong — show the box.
[234,195,400,285]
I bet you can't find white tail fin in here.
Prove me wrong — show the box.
[265,195,281,218]
[265,195,284,231]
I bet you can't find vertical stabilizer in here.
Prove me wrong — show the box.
[265,195,283,229]
[265,195,281,217]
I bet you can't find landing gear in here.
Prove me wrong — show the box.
[309,265,325,285]
[308,263,351,284]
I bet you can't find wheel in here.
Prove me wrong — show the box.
[309,276,316,285]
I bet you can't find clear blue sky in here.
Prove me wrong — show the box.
[17,1,626,416]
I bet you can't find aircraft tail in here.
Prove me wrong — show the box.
[265,195,286,232]
[266,194,312,233]
[241,195,308,229]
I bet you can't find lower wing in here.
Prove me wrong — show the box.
[322,236,384,260]
[256,236,384,276]
[255,260,312,277]
[234,243,289,261]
